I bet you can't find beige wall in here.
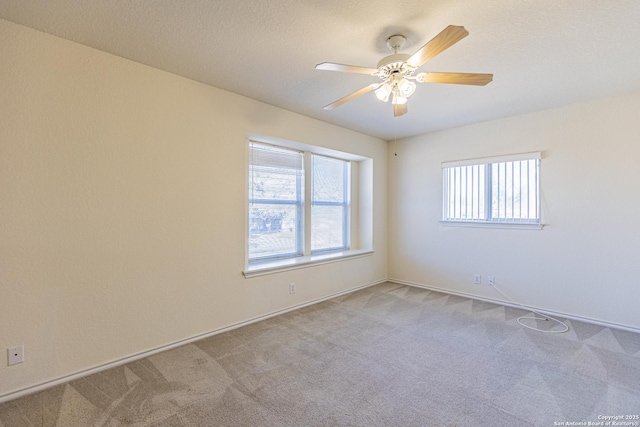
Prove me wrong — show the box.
[0,19,388,398]
[388,91,640,331]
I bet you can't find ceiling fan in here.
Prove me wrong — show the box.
[316,25,493,117]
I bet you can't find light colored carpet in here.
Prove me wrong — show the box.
[1,282,639,426]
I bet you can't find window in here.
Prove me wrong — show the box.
[248,142,350,264]
[442,152,541,227]
[248,143,304,260]
[311,154,350,252]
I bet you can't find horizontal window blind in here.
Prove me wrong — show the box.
[250,142,303,170]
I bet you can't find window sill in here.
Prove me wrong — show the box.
[243,249,374,278]
[439,221,544,230]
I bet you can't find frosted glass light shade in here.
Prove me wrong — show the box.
[398,78,416,97]
[375,83,392,102]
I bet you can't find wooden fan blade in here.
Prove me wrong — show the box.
[393,102,408,117]
[406,25,469,68]
[418,72,493,86]
[323,83,381,110]
[316,62,379,75]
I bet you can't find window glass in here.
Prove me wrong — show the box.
[248,143,303,260]
[248,143,352,263]
[311,154,350,252]
[443,155,540,224]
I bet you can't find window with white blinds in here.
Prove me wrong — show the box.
[249,142,304,260]
[442,152,541,226]
[248,142,351,263]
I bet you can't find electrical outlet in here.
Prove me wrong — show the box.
[8,345,24,366]
[473,274,481,285]
[289,283,296,294]
[487,276,495,286]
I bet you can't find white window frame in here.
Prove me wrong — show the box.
[244,137,371,278]
[248,142,304,261]
[311,153,351,254]
[441,152,543,229]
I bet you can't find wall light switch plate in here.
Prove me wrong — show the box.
[8,345,24,366]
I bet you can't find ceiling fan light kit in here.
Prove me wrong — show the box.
[316,25,493,117]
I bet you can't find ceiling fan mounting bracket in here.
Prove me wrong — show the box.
[377,35,414,79]
[386,35,406,52]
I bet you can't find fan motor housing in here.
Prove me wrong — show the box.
[376,53,414,79]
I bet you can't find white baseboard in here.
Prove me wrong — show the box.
[5,276,635,404]
[388,277,640,334]
[0,278,387,404]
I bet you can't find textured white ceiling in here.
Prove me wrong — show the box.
[1,0,640,140]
